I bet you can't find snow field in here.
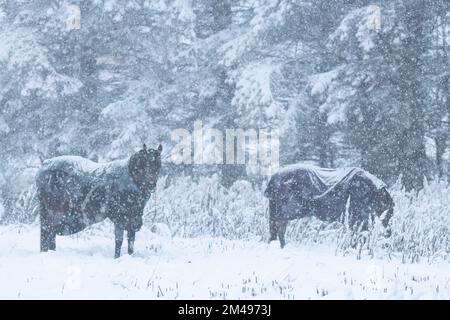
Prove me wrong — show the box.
[0,223,449,299]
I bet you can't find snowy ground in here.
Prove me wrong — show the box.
[0,223,449,299]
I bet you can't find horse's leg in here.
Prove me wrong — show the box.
[127,230,135,255]
[48,231,56,251]
[347,210,359,248]
[348,207,370,249]
[40,204,56,252]
[277,220,288,249]
[114,224,124,259]
[269,218,278,242]
[268,199,278,243]
[40,223,55,252]
[358,219,370,248]
[380,207,393,238]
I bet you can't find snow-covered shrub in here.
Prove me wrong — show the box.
[150,223,171,238]
[388,179,450,262]
[145,174,268,240]
[0,166,39,224]
[3,185,39,224]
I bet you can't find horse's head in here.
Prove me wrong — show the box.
[129,144,162,194]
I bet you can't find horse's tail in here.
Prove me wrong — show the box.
[36,169,58,196]
[36,169,72,208]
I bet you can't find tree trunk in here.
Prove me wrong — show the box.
[435,135,446,178]
[397,0,430,191]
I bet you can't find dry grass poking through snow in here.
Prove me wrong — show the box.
[2,175,450,264]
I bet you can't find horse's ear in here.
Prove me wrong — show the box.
[143,143,147,152]
[157,144,163,153]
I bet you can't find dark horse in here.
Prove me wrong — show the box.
[36,144,162,258]
[264,164,394,248]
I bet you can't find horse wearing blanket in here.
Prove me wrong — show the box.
[264,164,394,248]
[36,144,162,258]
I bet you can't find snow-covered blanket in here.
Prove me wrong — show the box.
[264,164,392,226]
[36,149,161,235]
